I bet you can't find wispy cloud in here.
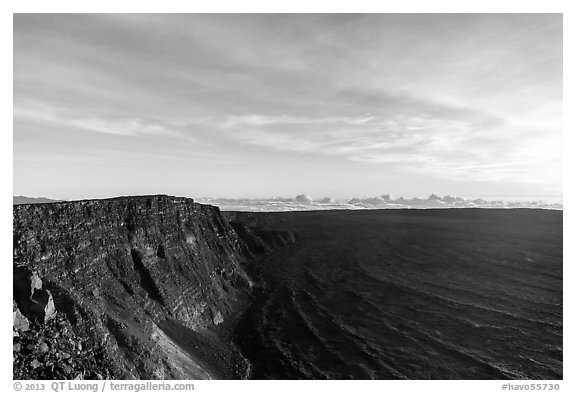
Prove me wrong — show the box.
[185,94,560,184]
[13,14,562,199]
[14,103,186,138]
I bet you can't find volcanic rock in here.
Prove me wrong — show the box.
[13,195,296,379]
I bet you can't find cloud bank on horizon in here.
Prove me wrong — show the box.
[14,14,562,200]
[199,193,562,212]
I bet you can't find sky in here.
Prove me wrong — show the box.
[13,14,563,200]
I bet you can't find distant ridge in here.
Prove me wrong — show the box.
[13,196,62,205]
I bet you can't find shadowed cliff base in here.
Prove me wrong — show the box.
[13,197,562,379]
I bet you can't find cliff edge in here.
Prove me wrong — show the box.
[13,195,293,380]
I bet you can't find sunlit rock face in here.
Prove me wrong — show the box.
[12,195,262,379]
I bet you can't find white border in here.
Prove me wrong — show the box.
[4,1,573,391]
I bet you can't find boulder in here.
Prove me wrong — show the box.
[13,302,30,335]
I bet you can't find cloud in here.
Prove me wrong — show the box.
[198,193,562,212]
[185,90,551,183]
[205,98,559,185]
[14,103,185,138]
[13,14,562,199]
[294,194,314,203]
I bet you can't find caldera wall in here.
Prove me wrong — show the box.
[13,195,262,379]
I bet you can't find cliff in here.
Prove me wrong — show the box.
[223,212,298,257]
[13,196,61,205]
[13,195,294,380]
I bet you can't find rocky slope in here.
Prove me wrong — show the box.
[13,195,294,380]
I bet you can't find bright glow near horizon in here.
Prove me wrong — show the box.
[14,14,562,200]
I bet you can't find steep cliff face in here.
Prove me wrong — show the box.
[13,195,272,380]
[223,211,298,257]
